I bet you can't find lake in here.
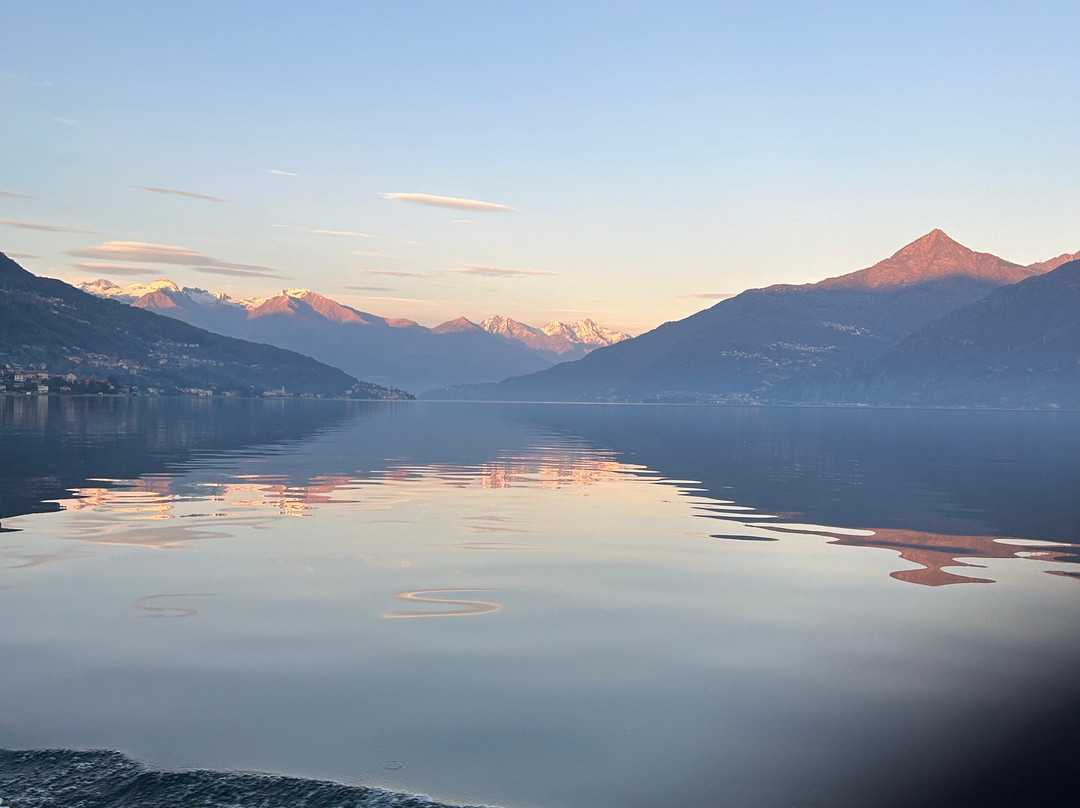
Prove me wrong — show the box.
[1,397,1078,808]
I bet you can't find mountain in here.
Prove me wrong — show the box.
[0,253,403,398]
[542,318,630,347]
[233,297,554,392]
[76,277,181,303]
[76,277,267,309]
[445,230,1052,402]
[113,286,551,392]
[856,259,1080,407]
[1026,250,1080,274]
[431,316,485,334]
[273,288,419,327]
[815,229,1033,289]
[481,315,568,355]
[132,286,249,335]
[479,315,630,360]
[80,279,624,392]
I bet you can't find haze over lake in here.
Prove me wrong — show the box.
[1,397,1078,808]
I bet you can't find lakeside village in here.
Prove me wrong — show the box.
[0,364,373,399]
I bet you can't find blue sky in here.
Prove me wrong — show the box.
[2,1,1077,331]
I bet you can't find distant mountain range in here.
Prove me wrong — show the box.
[428,230,1080,408]
[0,253,405,398]
[478,315,628,361]
[14,228,1079,408]
[75,279,629,392]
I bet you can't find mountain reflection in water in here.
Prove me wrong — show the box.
[19,429,1078,588]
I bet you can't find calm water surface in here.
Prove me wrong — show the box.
[1,397,1079,808]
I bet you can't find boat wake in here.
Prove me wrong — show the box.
[0,749,495,808]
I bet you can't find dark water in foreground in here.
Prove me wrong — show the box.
[0,749,485,807]
[1,397,1078,808]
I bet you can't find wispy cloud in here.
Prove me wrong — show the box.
[677,292,736,300]
[274,224,382,239]
[268,169,298,177]
[5,251,38,259]
[383,193,513,213]
[350,250,396,258]
[195,266,283,278]
[452,219,476,225]
[0,218,101,234]
[65,241,282,277]
[53,117,77,126]
[133,185,227,202]
[0,70,52,87]
[67,242,217,264]
[451,265,555,278]
[340,294,426,303]
[0,189,33,199]
[312,229,376,238]
[342,285,393,292]
[70,261,161,277]
[358,269,424,277]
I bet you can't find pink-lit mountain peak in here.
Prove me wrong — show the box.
[480,315,577,355]
[817,229,1037,290]
[1027,250,1080,274]
[242,288,419,328]
[248,294,308,318]
[78,277,179,300]
[279,288,372,325]
[481,315,544,339]
[134,289,181,310]
[479,314,630,355]
[431,316,483,334]
[541,317,629,346]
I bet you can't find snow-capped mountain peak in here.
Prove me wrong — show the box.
[479,314,630,356]
[179,287,239,307]
[74,278,179,303]
[540,318,629,347]
[480,315,544,339]
[78,278,120,294]
[75,275,630,361]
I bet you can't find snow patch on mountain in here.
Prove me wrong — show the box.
[76,278,179,303]
[540,318,629,347]
[479,315,630,357]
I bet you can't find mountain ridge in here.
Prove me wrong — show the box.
[76,278,628,391]
[479,314,629,359]
[430,230,1071,404]
[117,286,554,391]
[0,252,405,398]
[1026,250,1080,274]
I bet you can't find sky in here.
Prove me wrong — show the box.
[2,0,1077,333]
